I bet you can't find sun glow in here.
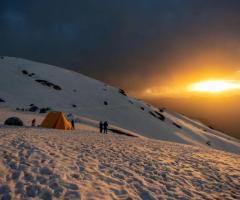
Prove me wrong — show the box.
[190,80,240,92]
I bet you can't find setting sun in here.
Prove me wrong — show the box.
[190,80,240,92]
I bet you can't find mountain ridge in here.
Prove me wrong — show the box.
[0,56,239,154]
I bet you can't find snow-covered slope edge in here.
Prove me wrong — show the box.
[0,56,239,154]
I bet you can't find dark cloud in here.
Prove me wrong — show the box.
[1,0,240,94]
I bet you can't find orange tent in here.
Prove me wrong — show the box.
[41,111,73,130]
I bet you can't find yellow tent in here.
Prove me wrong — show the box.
[41,111,73,130]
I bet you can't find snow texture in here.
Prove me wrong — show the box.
[0,127,239,200]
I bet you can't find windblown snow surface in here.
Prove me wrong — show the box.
[0,125,239,200]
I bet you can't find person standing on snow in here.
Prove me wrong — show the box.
[67,113,75,129]
[103,121,108,134]
[99,121,103,133]
[31,118,36,127]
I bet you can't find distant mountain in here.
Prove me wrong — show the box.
[145,95,240,140]
[0,56,239,153]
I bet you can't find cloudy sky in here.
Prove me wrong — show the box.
[1,0,240,96]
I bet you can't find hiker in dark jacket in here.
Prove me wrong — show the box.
[99,121,103,133]
[103,121,108,134]
[31,118,36,127]
[71,119,75,129]
[67,113,75,129]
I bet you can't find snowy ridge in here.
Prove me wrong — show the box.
[0,56,239,154]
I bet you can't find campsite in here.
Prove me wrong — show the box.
[0,107,240,200]
[1,1,240,198]
[0,58,239,199]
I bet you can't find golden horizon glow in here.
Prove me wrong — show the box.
[141,79,240,98]
[139,69,240,98]
[190,80,240,93]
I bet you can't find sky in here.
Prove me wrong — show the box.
[1,0,240,97]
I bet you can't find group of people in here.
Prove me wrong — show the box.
[67,113,109,134]
[99,121,108,134]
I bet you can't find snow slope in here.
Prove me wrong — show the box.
[0,127,239,200]
[0,56,239,153]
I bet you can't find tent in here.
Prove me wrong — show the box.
[40,111,73,130]
[4,117,23,126]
